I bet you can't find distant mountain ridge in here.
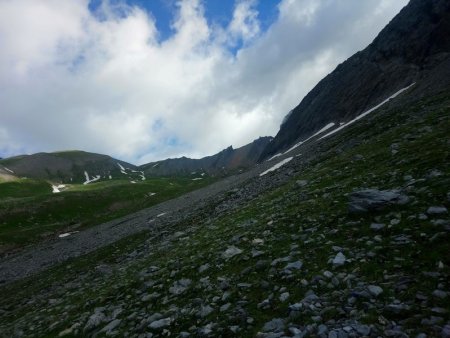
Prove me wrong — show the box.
[141,136,273,176]
[261,0,450,159]
[0,151,138,184]
[0,136,273,182]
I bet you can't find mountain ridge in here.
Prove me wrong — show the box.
[260,0,450,160]
[0,136,273,182]
[141,136,273,176]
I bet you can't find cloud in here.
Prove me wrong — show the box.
[0,0,408,163]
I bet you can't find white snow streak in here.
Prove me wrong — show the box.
[192,178,203,181]
[83,171,101,185]
[117,162,126,171]
[267,122,336,162]
[140,171,146,181]
[52,184,66,193]
[320,83,415,140]
[58,231,79,238]
[284,122,335,154]
[260,157,293,176]
[267,153,283,161]
[3,166,14,173]
[157,212,166,217]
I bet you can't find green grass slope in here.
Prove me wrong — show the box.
[0,92,449,337]
[0,177,215,249]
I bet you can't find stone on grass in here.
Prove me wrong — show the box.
[169,279,192,295]
[370,223,385,231]
[284,260,303,271]
[427,206,448,215]
[332,252,346,266]
[262,318,285,333]
[348,189,409,213]
[279,292,290,302]
[367,285,383,297]
[432,289,448,299]
[100,319,121,334]
[222,246,243,259]
[84,309,107,331]
[149,317,171,330]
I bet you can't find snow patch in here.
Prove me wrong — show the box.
[152,163,159,168]
[147,192,156,197]
[140,171,146,181]
[109,175,112,179]
[321,83,415,140]
[117,162,126,171]
[192,178,203,181]
[260,157,293,177]
[51,184,66,193]
[3,166,14,173]
[130,181,136,184]
[284,122,335,154]
[157,212,166,217]
[83,171,101,185]
[58,231,79,238]
[267,153,283,162]
[267,122,335,162]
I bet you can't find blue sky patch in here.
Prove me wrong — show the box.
[88,0,281,43]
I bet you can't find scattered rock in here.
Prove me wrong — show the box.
[149,317,171,330]
[84,308,107,331]
[279,292,289,302]
[427,206,448,215]
[262,318,285,333]
[367,285,383,297]
[284,260,303,271]
[198,264,210,273]
[169,279,192,295]
[348,189,409,213]
[222,246,243,259]
[370,223,385,231]
[100,319,121,334]
[432,289,448,299]
[332,252,346,266]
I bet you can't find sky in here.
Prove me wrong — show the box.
[0,0,408,164]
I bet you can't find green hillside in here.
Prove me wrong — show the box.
[0,177,215,249]
[0,91,448,337]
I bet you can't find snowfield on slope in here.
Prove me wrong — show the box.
[260,157,293,176]
[321,83,415,139]
[3,166,14,174]
[267,123,335,161]
[83,171,101,185]
[52,184,66,193]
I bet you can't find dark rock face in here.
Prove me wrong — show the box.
[141,136,273,176]
[348,189,409,213]
[261,0,450,160]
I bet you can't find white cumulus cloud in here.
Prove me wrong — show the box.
[0,0,408,163]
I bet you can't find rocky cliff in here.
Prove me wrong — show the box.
[261,0,450,159]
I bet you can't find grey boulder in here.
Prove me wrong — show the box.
[348,189,409,213]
